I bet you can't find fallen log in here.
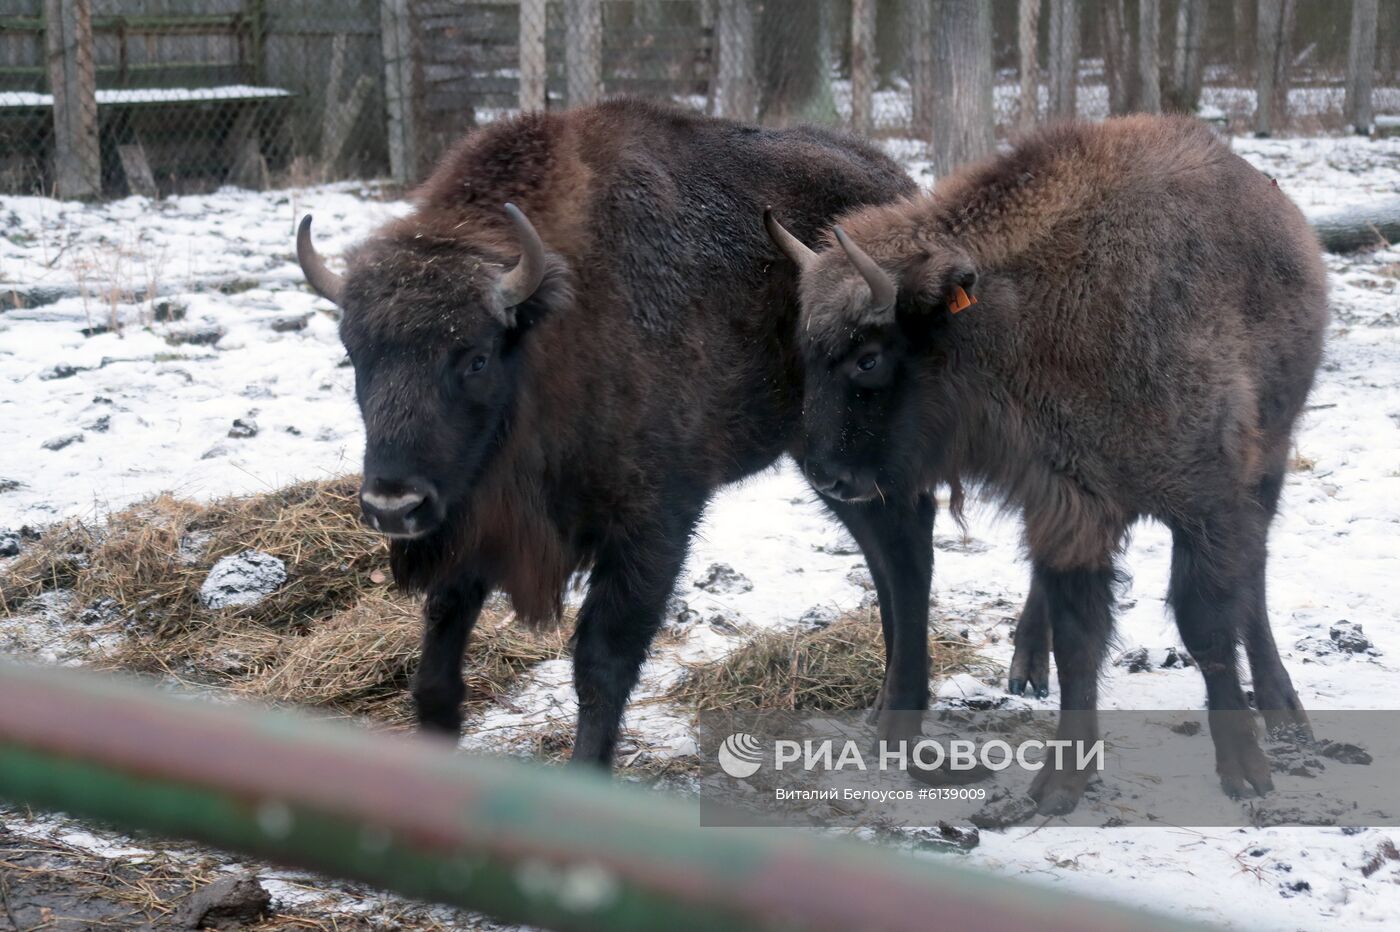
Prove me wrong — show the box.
[1310,199,1400,254]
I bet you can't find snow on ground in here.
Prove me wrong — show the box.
[2,131,1399,930]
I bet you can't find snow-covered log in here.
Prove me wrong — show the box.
[1310,200,1400,254]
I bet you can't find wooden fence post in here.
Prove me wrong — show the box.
[45,0,100,198]
[519,0,547,112]
[566,0,602,107]
[379,0,418,185]
[850,0,875,136]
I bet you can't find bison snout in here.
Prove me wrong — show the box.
[804,459,876,503]
[360,477,442,538]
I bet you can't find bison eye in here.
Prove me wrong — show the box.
[468,354,488,374]
[856,352,880,372]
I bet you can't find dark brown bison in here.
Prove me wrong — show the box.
[767,115,1328,813]
[295,98,929,765]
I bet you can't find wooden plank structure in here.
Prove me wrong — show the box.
[2,1,732,195]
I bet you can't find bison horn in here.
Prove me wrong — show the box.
[764,208,818,270]
[834,226,896,312]
[296,215,345,306]
[498,203,547,308]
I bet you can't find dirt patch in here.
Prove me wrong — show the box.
[0,820,493,930]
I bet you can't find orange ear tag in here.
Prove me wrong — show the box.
[947,286,978,314]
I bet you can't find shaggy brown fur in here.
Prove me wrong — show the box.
[782,115,1328,813]
[310,99,921,764]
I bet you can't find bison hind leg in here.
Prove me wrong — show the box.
[1168,513,1275,798]
[1008,576,1052,699]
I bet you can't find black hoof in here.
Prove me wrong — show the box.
[1034,685,1050,700]
[1008,677,1025,696]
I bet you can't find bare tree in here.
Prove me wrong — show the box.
[1139,0,1161,112]
[928,0,993,177]
[908,0,935,136]
[1346,0,1379,134]
[1233,0,1256,78]
[851,0,877,136]
[1167,0,1206,112]
[1019,0,1041,129]
[1047,0,1079,119]
[1255,0,1296,136]
[876,0,906,87]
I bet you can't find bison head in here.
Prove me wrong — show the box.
[298,205,571,538]
[766,208,976,503]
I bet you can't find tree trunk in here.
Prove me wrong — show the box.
[1311,198,1400,254]
[714,0,757,120]
[928,0,993,177]
[876,0,906,87]
[1233,0,1255,79]
[1167,0,1206,112]
[851,0,877,135]
[1255,0,1295,136]
[758,0,836,124]
[1018,0,1041,129]
[908,0,935,137]
[1046,0,1078,119]
[1138,0,1161,112]
[1345,0,1379,134]
[1100,0,1137,115]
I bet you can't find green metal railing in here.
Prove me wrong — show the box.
[0,659,1211,931]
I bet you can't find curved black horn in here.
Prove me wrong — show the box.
[764,207,818,270]
[296,215,345,306]
[834,226,896,311]
[498,203,547,308]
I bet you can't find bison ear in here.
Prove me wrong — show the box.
[502,252,574,333]
[907,249,979,316]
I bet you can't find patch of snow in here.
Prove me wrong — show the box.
[0,85,291,109]
[1,136,1398,929]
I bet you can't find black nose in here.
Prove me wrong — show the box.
[360,476,441,538]
[805,460,867,502]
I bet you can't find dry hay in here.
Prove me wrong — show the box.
[671,607,990,712]
[0,478,566,725]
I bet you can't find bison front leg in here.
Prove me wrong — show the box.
[413,578,488,738]
[825,494,935,747]
[570,509,700,767]
[1007,577,1052,699]
[1027,562,1116,816]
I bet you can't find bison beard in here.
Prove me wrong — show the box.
[775,114,1328,814]
[299,99,925,767]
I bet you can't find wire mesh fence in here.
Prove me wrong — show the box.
[3,0,1398,198]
